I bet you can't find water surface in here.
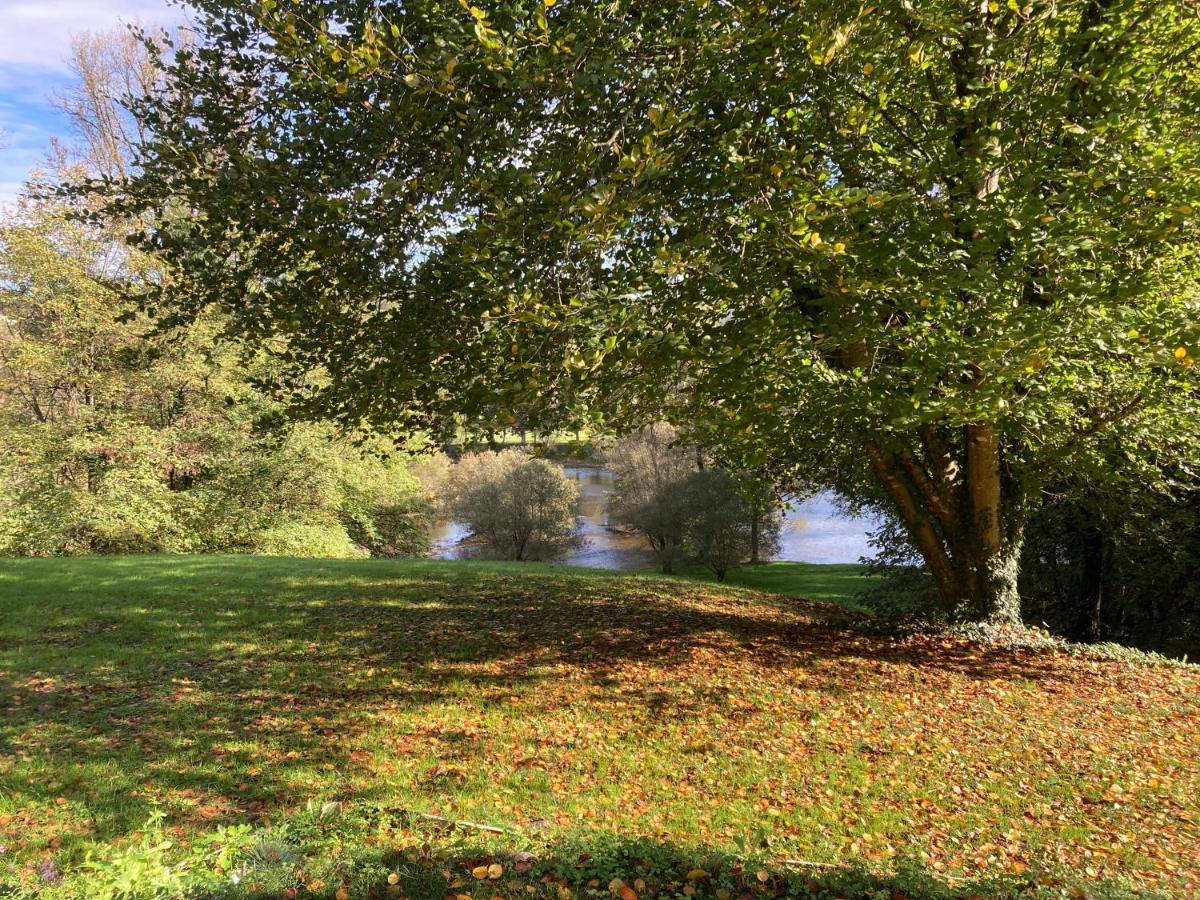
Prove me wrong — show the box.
[430,464,878,568]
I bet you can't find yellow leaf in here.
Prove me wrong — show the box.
[770,164,783,177]
[756,869,770,882]
[472,865,490,880]
[863,62,874,75]
[686,868,709,881]
[335,889,349,900]
[488,863,503,879]
[1175,346,1189,359]
[388,872,400,885]
[808,232,822,246]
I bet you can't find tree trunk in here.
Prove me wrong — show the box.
[960,528,1024,626]
[864,425,1026,626]
[962,423,1023,626]
[1079,524,1105,642]
[749,515,760,565]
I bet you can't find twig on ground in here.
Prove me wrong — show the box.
[410,812,521,836]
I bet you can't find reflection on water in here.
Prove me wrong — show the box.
[430,464,878,569]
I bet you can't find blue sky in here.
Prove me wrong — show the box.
[0,0,186,208]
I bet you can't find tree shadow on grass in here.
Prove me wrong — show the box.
[0,555,1186,883]
[218,827,1166,900]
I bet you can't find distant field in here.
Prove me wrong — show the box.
[1,556,1197,898]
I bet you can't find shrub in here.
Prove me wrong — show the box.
[0,207,437,560]
[445,451,580,560]
[255,522,367,558]
[677,469,756,581]
[605,424,697,573]
[0,426,184,556]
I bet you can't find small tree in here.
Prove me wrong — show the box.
[445,452,580,561]
[736,473,784,566]
[617,485,693,574]
[605,424,697,573]
[677,470,755,581]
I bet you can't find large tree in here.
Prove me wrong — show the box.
[103,0,1199,623]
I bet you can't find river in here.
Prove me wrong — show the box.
[429,465,879,569]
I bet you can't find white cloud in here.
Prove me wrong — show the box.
[0,0,182,71]
[0,0,190,207]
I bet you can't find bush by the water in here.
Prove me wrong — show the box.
[676,469,781,581]
[443,451,581,560]
[606,426,781,578]
[606,424,696,572]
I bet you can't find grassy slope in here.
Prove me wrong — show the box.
[1,556,1198,899]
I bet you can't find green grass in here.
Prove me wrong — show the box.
[1,555,1198,899]
[670,562,875,612]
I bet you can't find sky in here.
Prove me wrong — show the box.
[0,0,186,208]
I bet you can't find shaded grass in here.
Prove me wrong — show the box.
[0,555,1197,898]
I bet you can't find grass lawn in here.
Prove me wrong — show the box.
[1,556,1198,899]
[669,562,875,612]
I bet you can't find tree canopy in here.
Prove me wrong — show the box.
[103,0,1200,622]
